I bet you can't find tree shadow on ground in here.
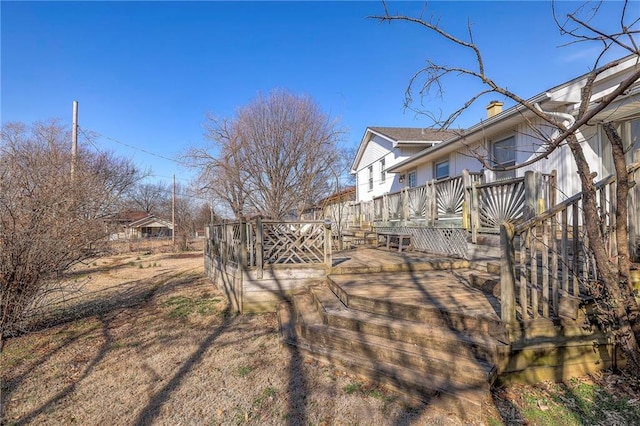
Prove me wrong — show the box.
[11,313,114,426]
[133,306,236,425]
[2,263,205,424]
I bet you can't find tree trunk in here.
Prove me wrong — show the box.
[603,122,640,354]
[566,132,640,371]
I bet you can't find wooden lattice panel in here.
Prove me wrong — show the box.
[262,222,325,264]
[375,226,468,259]
[225,223,241,265]
[208,225,222,257]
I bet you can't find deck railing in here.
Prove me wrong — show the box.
[206,218,332,275]
[366,169,554,237]
[500,160,640,325]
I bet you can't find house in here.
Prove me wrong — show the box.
[301,186,356,232]
[105,210,150,240]
[125,215,173,239]
[386,55,640,204]
[350,127,457,203]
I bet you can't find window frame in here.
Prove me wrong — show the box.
[434,159,449,180]
[492,136,517,180]
[380,158,386,183]
[407,169,418,188]
[367,165,374,191]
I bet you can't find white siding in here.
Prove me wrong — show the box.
[355,137,431,202]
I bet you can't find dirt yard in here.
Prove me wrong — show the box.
[1,250,480,425]
[2,250,639,425]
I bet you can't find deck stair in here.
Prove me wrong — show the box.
[343,223,377,247]
[277,264,509,419]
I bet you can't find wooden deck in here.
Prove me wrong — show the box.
[329,269,502,322]
[330,247,501,322]
[331,246,471,274]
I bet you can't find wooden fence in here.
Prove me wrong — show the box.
[499,159,640,326]
[205,218,332,312]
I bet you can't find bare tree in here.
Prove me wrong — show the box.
[187,117,249,218]
[0,120,141,350]
[186,90,344,220]
[372,0,640,369]
[125,181,171,214]
[325,146,357,234]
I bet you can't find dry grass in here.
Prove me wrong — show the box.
[1,251,468,426]
[3,250,639,425]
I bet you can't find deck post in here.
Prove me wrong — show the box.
[500,223,517,327]
[524,171,542,220]
[239,217,248,269]
[402,188,409,223]
[220,220,227,265]
[462,170,470,230]
[256,217,264,279]
[471,183,480,244]
[324,218,332,268]
[383,194,389,223]
[238,218,246,313]
[426,180,434,224]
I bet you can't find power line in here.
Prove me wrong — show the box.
[147,173,191,182]
[77,125,191,167]
[78,126,101,152]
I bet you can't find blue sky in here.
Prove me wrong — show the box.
[1,1,630,187]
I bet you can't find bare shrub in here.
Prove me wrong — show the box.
[0,119,140,349]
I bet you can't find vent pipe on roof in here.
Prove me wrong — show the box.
[486,100,504,118]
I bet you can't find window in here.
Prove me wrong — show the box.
[368,165,373,191]
[380,158,386,183]
[492,136,516,180]
[434,160,449,180]
[408,169,417,188]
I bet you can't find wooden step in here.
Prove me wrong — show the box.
[308,284,506,366]
[304,321,494,384]
[330,259,470,274]
[326,276,508,342]
[276,299,489,420]
[294,288,494,381]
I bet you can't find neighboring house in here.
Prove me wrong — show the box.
[386,55,640,204]
[350,127,457,203]
[105,210,150,240]
[301,186,356,232]
[125,215,173,239]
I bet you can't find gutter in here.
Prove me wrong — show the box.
[387,92,552,173]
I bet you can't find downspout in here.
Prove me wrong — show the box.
[534,103,576,136]
[534,103,578,202]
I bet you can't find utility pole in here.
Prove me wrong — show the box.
[71,100,78,177]
[172,174,176,245]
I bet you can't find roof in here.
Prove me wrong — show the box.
[319,186,356,206]
[368,127,457,142]
[127,215,173,229]
[113,210,149,222]
[351,127,456,173]
[302,186,356,212]
[388,54,640,173]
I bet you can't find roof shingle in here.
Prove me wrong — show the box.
[368,126,456,142]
